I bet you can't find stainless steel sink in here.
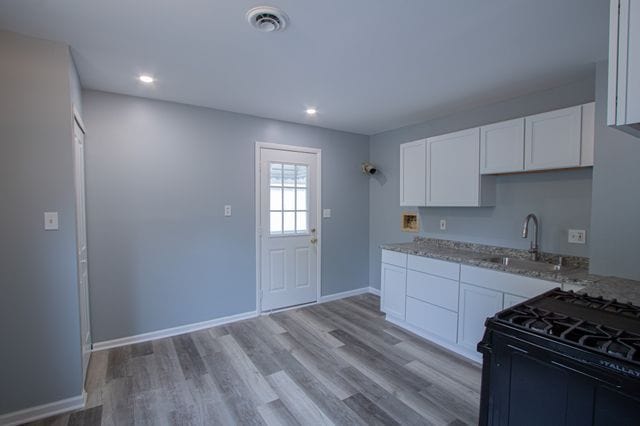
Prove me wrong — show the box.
[481,256,567,272]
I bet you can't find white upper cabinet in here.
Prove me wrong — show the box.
[581,102,595,167]
[524,105,582,171]
[480,118,525,174]
[398,103,594,207]
[399,139,426,206]
[427,128,495,207]
[608,0,640,137]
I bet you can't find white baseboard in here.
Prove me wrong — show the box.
[318,286,373,303]
[92,310,258,351]
[1,286,379,425]
[0,392,86,426]
[93,286,379,352]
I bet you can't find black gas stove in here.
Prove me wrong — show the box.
[478,289,640,426]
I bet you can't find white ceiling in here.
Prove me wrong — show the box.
[0,0,609,135]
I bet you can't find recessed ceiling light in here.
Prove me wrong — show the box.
[139,74,154,84]
[306,108,317,115]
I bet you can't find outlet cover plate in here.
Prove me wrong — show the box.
[44,212,59,230]
[568,229,586,244]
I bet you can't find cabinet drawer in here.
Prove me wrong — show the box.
[407,270,459,312]
[406,297,458,343]
[407,255,459,280]
[460,265,557,298]
[381,250,407,268]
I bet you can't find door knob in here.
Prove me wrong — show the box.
[310,237,318,244]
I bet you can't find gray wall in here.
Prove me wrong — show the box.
[82,90,370,343]
[0,31,82,414]
[590,61,640,280]
[369,75,595,289]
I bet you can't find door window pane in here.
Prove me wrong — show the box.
[283,164,296,187]
[283,212,295,233]
[270,212,282,233]
[283,188,295,211]
[296,211,308,232]
[270,163,282,186]
[296,165,307,187]
[269,161,310,235]
[270,188,282,211]
[296,189,307,211]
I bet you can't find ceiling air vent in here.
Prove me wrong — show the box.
[246,6,288,33]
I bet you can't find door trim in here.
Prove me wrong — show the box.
[255,142,322,314]
[72,105,91,389]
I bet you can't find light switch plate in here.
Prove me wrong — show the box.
[224,205,232,217]
[568,229,586,244]
[439,219,447,231]
[44,212,59,230]
[323,209,331,218]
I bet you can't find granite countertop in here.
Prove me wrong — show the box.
[381,237,640,305]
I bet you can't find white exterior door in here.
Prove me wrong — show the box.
[73,118,91,382]
[258,146,319,311]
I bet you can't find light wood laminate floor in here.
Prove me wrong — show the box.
[28,294,481,425]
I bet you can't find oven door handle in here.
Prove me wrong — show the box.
[550,360,622,389]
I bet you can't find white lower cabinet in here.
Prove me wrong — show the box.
[380,262,407,320]
[406,297,458,342]
[458,283,504,352]
[380,249,564,361]
[503,293,528,309]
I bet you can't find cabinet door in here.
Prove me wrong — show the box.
[400,140,426,206]
[458,283,503,351]
[480,118,525,174]
[524,106,582,171]
[627,0,640,125]
[609,0,640,128]
[426,128,481,206]
[381,263,407,320]
[503,293,527,309]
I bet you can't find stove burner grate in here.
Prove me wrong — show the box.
[498,302,640,363]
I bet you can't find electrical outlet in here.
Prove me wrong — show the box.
[568,229,586,244]
[224,205,232,217]
[44,212,59,230]
[323,209,331,218]
[440,219,447,231]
